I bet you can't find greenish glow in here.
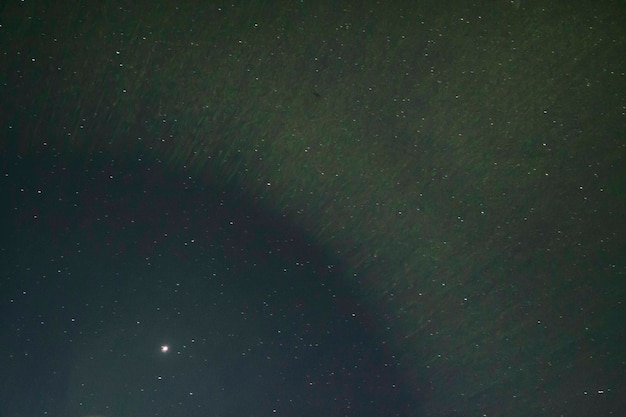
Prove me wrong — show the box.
[3,1,624,414]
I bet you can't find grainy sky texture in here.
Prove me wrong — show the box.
[1,1,625,416]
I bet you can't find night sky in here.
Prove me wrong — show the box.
[1,1,625,417]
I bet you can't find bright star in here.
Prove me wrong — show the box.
[160,345,169,353]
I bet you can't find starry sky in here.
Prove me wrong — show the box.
[1,1,625,416]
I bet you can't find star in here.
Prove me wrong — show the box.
[160,345,169,353]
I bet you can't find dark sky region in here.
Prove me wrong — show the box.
[1,1,624,416]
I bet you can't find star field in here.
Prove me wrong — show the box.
[1,0,624,416]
